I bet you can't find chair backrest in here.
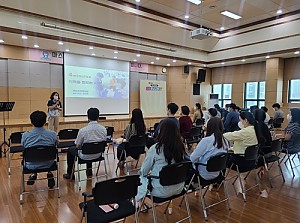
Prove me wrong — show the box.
[105,126,114,137]
[268,118,274,125]
[274,117,284,125]
[206,153,228,172]
[196,118,205,126]
[81,141,107,155]
[23,146,57,163]
[244,145,259,161]
[190,127,202,138]
[58,129,79,140]
[128,134,147,148]
[159,161,191,186]
[153,122,159,130]
[93,175,140,205]
[271,139,283,152]
[9,131,25,144]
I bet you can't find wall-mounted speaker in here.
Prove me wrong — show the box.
[184,65,189,74]
[197,69,206,83]
[193,83,200,95]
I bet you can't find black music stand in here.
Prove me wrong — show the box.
[0,102,15,158]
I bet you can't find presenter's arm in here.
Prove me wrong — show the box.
[47,100,57,110]
[57,101,63,111]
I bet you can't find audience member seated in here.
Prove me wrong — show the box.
[179,106,193,139]
[135,119,185,209]
[190,117,229,180]
[204,108,218,128]
[222,104,230,121]
[153,103,179,138]
[192,103,204,124]
[21,111,58,188]
[63,108,107,180]
[272,103,284,128]
[283,108,300,154]
[261,106,270,125]
[254,109,272,155]
[213,104,222,118]
[224,103,240,132]
[223,111,263,168]
[117,108,146,166]
[202,107,210,124]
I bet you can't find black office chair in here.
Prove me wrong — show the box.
[8,131,25,175]
[20,146,59,204]
[257,139,285,187]
[273,117,284,129]
[187,153,230,221]
[184,127,203,147]
[71,141,107,190]
[116,134,147,175]
[79,175,140,223]
[57,128,79,149]
[139,161,192,223]
[148,122,159,137]
[280,138,300,178]
[226,145,261,202]
[105,126,115,159]
[195,118,205,126]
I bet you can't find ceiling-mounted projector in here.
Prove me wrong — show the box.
[191,28,213,40]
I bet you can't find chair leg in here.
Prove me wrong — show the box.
[135,155,140,169]
[78,162,81,190]
[112,144,115,159]
[57,162,60,198]
[96,161,101,176]
[223,180,231,210]
[8,151,11,175]
[236,166,246,202]
[20,170,24,204]
[264,160,273,188]
[163,200,171,214]
[287,155,295,177]
[277,159,285,182]
[151,196,158,223]
[184,194,192,223]
[199,187,208,221]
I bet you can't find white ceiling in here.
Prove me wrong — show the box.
[0,0,299,68]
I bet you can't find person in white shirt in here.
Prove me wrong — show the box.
[63,108,107,180]
[261,106,270,125]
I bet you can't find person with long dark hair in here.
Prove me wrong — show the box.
[284,108,300,153]
[224,111,263,154]
[254,109,272,148]
[135,119,185,207]
[117,108,146,164]
[190,117,229,180]
[193,103,204,123]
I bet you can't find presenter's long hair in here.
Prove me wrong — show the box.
[130,108,146,136]
[156,119,184,165]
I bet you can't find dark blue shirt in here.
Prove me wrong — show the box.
[153,117,179,138]
[224,111,240,132]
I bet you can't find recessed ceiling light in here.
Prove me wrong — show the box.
[22,35,28,40]
[135,0,140,2]
[156,57,160,60]
[136,54,141,57]
[241,59,245,62]
[221,62,225,65]
[151,62,154,64]
[133,59,137,62]
[185,15,190,19]
[188,62,192,65]
[277,9,282,14]
[114,56,118,59]
[34,44,39,48]
[294,51,300,55]
[187,0,202,5]
[167,64,170,66]
[91,53,95,56]
[65,49,70,52]
[89,46,94,50]
[0,39,4,43]
[221,11,242,20]
[220,26,225,30]
[58,41,64,45]
[114,51,118,54]
[265,55,270,59]
[173,60,176,63]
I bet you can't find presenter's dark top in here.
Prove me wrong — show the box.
[47,100,62,117]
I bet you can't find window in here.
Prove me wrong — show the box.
[212,84,232,107]
[244,81,265,108]
[288,79,300,103]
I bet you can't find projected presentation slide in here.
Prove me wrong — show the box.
[64,54,130,116]
[65,66,129,99]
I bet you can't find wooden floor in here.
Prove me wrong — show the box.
[1,146,300,223]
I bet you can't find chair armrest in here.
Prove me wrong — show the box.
[194,162,206,169]
[82,192,93,198]
[147,175,159,180]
